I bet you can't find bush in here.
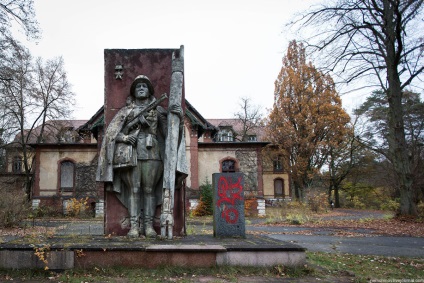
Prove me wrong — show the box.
[191,197,210,217]
[286,213,310,225]
[245,197,258,217]
[65,197,90,217]
[340,182,399,210]
[380,199,400,212]
[0,190,30,228]
[33,205,62,218]
[265,201,313,224]
[352,196,366,209]
[31,195,63,218]
[192,180,213,216]
[306,190,328,213]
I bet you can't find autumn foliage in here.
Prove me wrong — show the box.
[266,40,350,200]
[191,180,213,217]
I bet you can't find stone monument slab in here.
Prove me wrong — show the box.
[212,173,246,238]
[99,48,187,237]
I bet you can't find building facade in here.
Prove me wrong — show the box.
[3,101,291,216]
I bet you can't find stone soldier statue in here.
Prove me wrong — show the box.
[96,75,187,238]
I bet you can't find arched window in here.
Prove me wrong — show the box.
[12,156,22,173]
[274,178,284,198]
[222,159,236,173]
[60,161,75,193]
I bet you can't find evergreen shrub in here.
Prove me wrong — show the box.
[192,179,213,216]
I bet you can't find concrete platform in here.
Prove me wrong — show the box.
[0,234,306,270]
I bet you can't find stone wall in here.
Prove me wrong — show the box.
[235,150,258,194]
[75,163,97,199]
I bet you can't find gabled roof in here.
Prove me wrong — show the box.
[207,118,265,142]
[79,99,219,139]
[74,99,266,143]
[185,100,217,137]
[78,106,104,131]
[14,120,88,145]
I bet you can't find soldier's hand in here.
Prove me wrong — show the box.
[169,104,183,119]
[124,134,136,146]
[146,109,156,121]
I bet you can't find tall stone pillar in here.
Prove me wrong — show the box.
[212,173,246,238]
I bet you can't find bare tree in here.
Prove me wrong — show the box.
[233,97,263,142]
[33,56,75,143]
[0,37,35,196]
[291,0,424,215]
[0,37,75,199]
[1,0,40,85]
[0,0,40,40]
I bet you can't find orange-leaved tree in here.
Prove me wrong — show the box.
[266,40,351,200]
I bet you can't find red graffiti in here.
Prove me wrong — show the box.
[217,176,243,224]
[221,207,239,224]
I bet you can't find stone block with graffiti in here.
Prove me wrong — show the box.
[212,173,246,238]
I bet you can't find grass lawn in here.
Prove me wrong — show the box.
[0,252,422,282]
[307,252,424,282]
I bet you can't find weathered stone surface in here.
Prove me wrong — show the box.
[0,233,306,269]
[0,250,74,270]
[216,251,306,267]
[212,173,246,238]
[100,49,187,237]
[235,150,258,194]
[75,163,97,198]
[104,49,183,125]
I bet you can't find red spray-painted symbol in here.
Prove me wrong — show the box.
[217,176,243,224]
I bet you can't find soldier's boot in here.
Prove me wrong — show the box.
[144,195,157,238]
[127,216,140,238]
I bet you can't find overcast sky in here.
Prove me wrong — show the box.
[19,0,363,120]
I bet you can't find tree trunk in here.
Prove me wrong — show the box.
[22,144,32,202]
[292,176,303,201]
[388,94,416,215]
[334,188,340,208]
[384,0,417,216]
[387,89,416,215]
[328,185,333,201]
[294,183,301,200]
[386,59,416,215]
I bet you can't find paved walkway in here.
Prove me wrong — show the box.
[24,209,424,258]
[189,209,424,258]
[268,234,424,258]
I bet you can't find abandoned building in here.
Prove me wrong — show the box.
[2,100,291,217]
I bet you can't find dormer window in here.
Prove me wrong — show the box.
[248,135,257,142]
[58,127,76,143]
[218,127,234,142]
